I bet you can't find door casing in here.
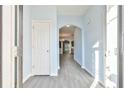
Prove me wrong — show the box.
[104,5,123,88]
[0,5,2,88]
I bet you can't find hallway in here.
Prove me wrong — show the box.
[23,54,102,88]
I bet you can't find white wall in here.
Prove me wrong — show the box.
[57,15,85,68]
[83,6,105,83]
[30,6,58,76]
[23,6,32,82]
[74,28,82,66]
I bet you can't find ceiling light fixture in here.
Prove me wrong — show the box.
[66,25,70,27]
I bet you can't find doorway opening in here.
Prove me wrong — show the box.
[59,25,75,55]
[59,24,82,69]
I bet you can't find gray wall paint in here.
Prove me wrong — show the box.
[23,6,32,81]
[83,6,105,82]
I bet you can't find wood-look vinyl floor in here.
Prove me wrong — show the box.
[23,54,103,88]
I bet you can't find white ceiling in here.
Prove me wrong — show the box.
[57,5,90,16]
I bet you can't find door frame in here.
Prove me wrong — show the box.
[104,5,123,88]
[117,5,123,88]
[2,5,23,88]
[102,5,106,86]
[2,5,15,88]
[31,20,52,76]
[12,5,23,88]
[0,5,2,88]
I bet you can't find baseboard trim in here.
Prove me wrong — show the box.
[58,66,60,70]
[83,67,94,77]
[50,73,58,76]
[83,67,105,87]
[81,65,85,69]
[98,80,105,88]
[23,74,33,84]
[81,65,105,88]
[74,57,82,66]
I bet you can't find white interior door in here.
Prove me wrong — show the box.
[32,22,50,75]
[105,5,118,88]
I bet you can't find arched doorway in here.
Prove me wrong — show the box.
[59,24,82,69]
